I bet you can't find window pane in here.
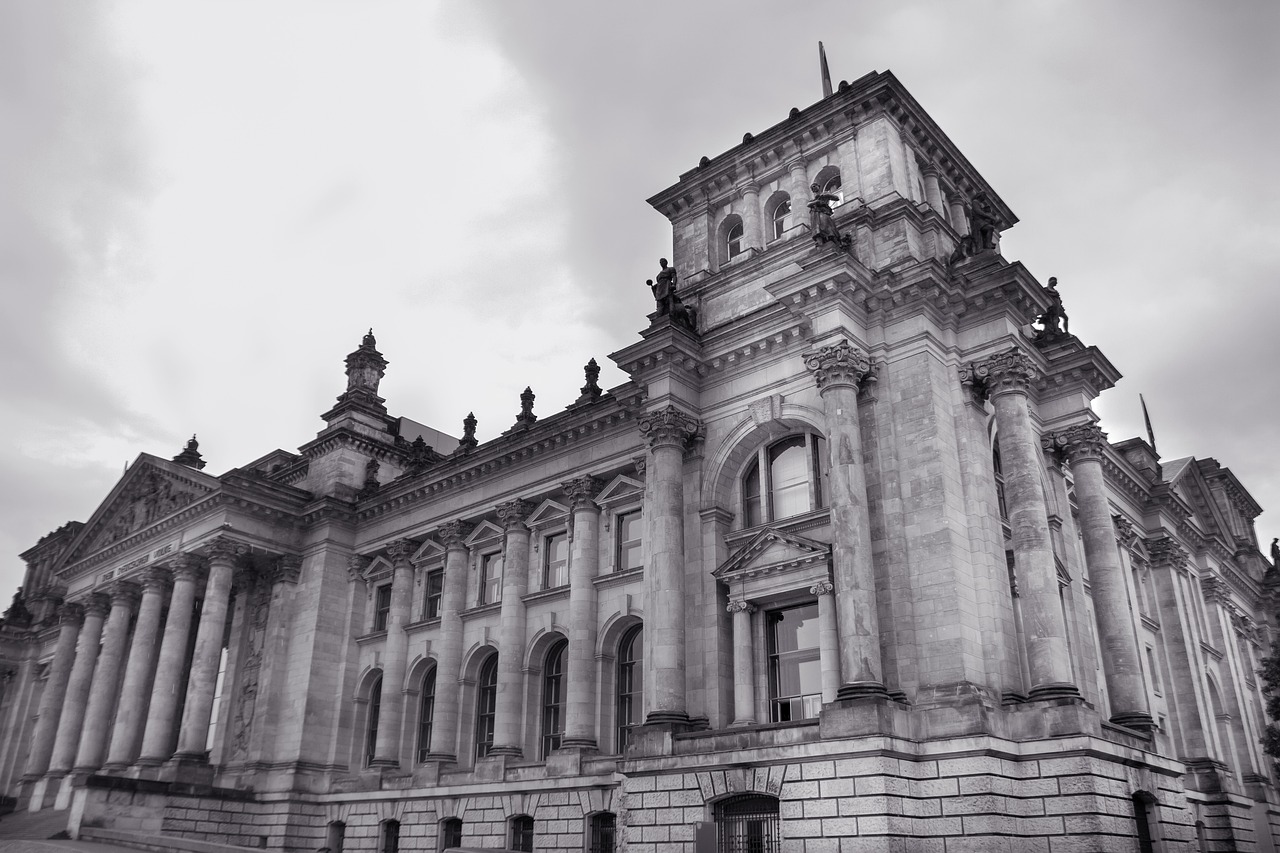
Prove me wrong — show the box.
[743,461,762,528]
[617,510,643,571]
[424,569,443,620]
[374,585,392,631]
[768,604,821,722]
[727,221,743,258]
[441,819,463,848]
[366,676,382,765]
[481,553,503,605]
[616,626,643,753]
[769,437,810,520]
[417,668,436,763]
[476,656,497,758]
[544,532,568,588]
[772,200,791,239]
[542,640,566,758]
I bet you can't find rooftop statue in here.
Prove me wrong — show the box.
[1035,277,1070,340]
[647,258,697,333]
[808,183,852,250]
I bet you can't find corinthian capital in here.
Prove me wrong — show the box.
[1043,422,1108,465]
[1147,536,1189,571]
[58,601,85,627]
[959,348,1040,401]
[562,476,604,511]
[385,538,418,566]
[437,520,475,548]
[1112,514,1139,548]
[637,406,702,450]
[726,600,755,615]
[204,536,248,566]
[110,581,142,609]
[804,340,874,393]
[496,499,534,531]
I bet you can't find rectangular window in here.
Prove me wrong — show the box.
[1147,647,1162,694]
[373,584,392,631]
[424,569,443,620]
[768,603,822,722]
[479,552,503,606]
[543,532,569,589]
[616,510,643,572]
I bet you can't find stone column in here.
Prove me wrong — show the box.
[490,500,534,757]
[811,581,841,704]
[728,600,756,726]
[138,555,203,764]
[427,522,473,760]
[23,603,82,781]
[961,349,1076,698]
[804,341,886,698]
[1047,423,1153,728]
[787,159,809,218]
[370,538,417,768]
[638,406,701,724]
[921,165,944,211]
[562,476,604,750]
[173,538,244,759]
[47,594,109,775]
[740,182,763,250]
[104,569,168,769]
[73,582,140,771]
[948,194,968,235]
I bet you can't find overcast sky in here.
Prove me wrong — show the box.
[2,1,1277,601]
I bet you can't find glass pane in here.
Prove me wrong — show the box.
[772,200,791,239]
[770,438,810,520]
[743,462,762,527]
[618,511,643,571]
[545,533,568,587]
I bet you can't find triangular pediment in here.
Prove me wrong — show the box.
[596,475,643,509]
[464,520,505,548]
[714,527,831,580]
[364,555,394,582]
[527,499,570,529]
[63,454,220,565]
[1165,459,1227,540]
[411,539,445,564]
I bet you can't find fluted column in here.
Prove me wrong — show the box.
[961,349,1076,698]
[740,182,763,250]
[1047,423,1153,728]
[638,406,701,724]
[74,582,140,771]
[23,604,83,781]
[562,476,604,750]
[174,538,244,759]
[104,569,169,769]
[490,500,534,757]
[811,581,840,704]
[427,522,473,760]
[805,341,885,698]
[370,538,417,768]
[47,594,109,775]
[138,556,203,763]
[728,601,756,726]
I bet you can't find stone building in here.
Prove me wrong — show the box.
[0,69,1276,852]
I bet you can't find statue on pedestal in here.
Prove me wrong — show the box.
[1035,277,1070,341]
[808,183,852,249]
[647,258,697,333]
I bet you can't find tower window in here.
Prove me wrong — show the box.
[726,220,744,260]
[742,434,828,527]
[771,198,792,239]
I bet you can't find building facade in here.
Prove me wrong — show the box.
[0,70,1276,852]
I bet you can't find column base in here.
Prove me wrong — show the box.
[1109,711,1156,732]
[1027,682,1081,701]
[643,710,690,725]
[548,745,595,777]
[161,753,216,786]
[486,745,523,758]
[559,737,598,751]
[424,752,457,763]
[819,692,907,739]
[366,757,400,770]
[836,681,889,701]
[27,775,54,812]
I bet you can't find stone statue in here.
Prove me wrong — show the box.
[647,258,697,333]
[966,192,1000,253]
[1036,277,1070,338]
[1271,537,1279,566]
[808,183,851,249]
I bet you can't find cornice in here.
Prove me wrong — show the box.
[298,426,411,467]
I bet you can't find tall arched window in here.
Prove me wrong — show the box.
[715,794,780,853]
[722,215,745,263]
[474,654,498,759]
[416,667,437,763]
[742,434,828,527]
[541,639,567,759]
[616,625,643,753]
[365,674,382,766]
[819,171,844,207]
[771,197,792,239]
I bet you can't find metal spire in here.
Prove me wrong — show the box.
[819,42,833,98]
[1140,393,1158,454]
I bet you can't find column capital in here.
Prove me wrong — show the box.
[726,600,755,615]
[638,405,702,450]
[562,476,604,511]
[1112,514,1139,548]
[496,499,534,531]
[1148,536,1190,571]
[960,348,1041,401]
[139,566,172,594]
[437,520,475,549]
[163,553,205,583]
[110,581,142,609]
[385,538,418,567]
[81,592,111,619]
[738,181,761,199]
[58,601,85,627]
[347,554,371,583]
[919,161,941,178]
[809,581,835,597]
[1043,422,1108,465]
[203,536,248,566]
[272,554,303,585]
[804,339,874,393]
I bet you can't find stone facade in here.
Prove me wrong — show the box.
[0,69,1277,852]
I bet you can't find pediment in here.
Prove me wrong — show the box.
[596,475,643,509]
[64,454,219,564]
[411,539,445,564]
[464,520,505,548]
[527,499,570,529]
[363,556,394,582]
[714,527,831,581]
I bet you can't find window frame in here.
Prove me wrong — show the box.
[365,674,382,767]
[615,509,644,573]
[766,602,823,723]
[423,568,444,620]
[510,815,535,852]
[616,625,643,753]
[373,583,392,632]
[438,818,463,852]
[725,219,744,260]
[416,666,436,763]
[542,531,569,590]
[474,654,498,759]
[771,198,792,240]
[478,550,503,606]
[741,433,828,528]
[541,639,567,759]
[588,812,617,853]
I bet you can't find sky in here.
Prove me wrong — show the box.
[1,1,1277,601]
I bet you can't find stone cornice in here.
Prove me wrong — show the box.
[297,426,410,468]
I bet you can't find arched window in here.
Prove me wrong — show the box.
[715,794,780,853]
[771,197,792,239]
[365,674,382,766]
[439,818,463,851]
[416,667,437,763]
[541,638,567,758]
[819,171,844,208]
[379,819,400,853]
[723,216,745,262]
[474,654,498,759]
[616,625,643,753]
[742,434,828,527]
[589,812,616,853]
[510,815,535,852]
